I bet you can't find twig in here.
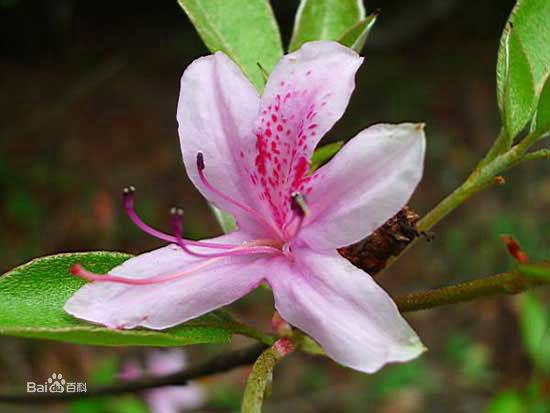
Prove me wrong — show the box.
[396,269,545,312]
[0,343,267,404]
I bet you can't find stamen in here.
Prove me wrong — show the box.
[122,186,236,250]
[196,153,284,238]
[70,258,222,285]
[171,207,281,258]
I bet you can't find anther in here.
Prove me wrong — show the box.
[170,207,184,235]
[120,186,237,250]
[291,192,309,217]
[196,152,205,171]
[122,185,136,210]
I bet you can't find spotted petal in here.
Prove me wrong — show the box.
[300,123,426,250]
[64,232,266,330]
[242,41,363,229]
[267,246,425,373]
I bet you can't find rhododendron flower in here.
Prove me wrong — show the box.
[120,350,206,413]
[65,40,427,373]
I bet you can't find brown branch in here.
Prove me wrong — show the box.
[0,343,267,404]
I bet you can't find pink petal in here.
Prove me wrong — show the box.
[145,350,207,413]
[267,246,425,373]
[118,360,142,381]
[64,232,266,329]
[300,123,426,250]
[242,41,363,229]
[177,52,264,234]
[147,384,207,413]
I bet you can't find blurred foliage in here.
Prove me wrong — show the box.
[519,293,550,374]
[70,357,149,413]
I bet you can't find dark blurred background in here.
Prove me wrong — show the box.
[1,0,549,412]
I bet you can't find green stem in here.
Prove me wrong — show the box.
[241,339,293,413]
[395,266,547,312]
[480,127,509,165]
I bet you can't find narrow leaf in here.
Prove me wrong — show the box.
[177,0,283,91]
[289,0,365,52]
[210,204,237,233]
[496,0,550,140]
[337,13,378,53]
[310,141,344,172]
[0,252,235,346]
[507,0,550,93]
[501,29,536,139]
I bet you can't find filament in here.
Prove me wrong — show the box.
[171,208,281,258]
[122,186,237,249]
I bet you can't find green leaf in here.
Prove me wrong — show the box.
[210,204,237,233]
[0,252,233,346]
[289,0,365,52]
[310,141,344,172]
[498,27,536,139]
[497,0,550,139]
[177,0,283,91]
[532,75,550,134]
[518,263,550,280]
[337,13,378,53]
[519,293,550,373]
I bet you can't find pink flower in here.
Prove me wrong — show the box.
[120,350,206,413]
[65,41,426,373]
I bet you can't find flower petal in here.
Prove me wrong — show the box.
[300,123,426,250]
[267,246,425,373]
[147,384,207,413]
[242,41,363,229]
[65,232,266,329]
[177,52,264,233]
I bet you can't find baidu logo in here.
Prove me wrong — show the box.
[27,373,87,393]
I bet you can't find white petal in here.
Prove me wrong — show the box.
[300,123,426,250]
